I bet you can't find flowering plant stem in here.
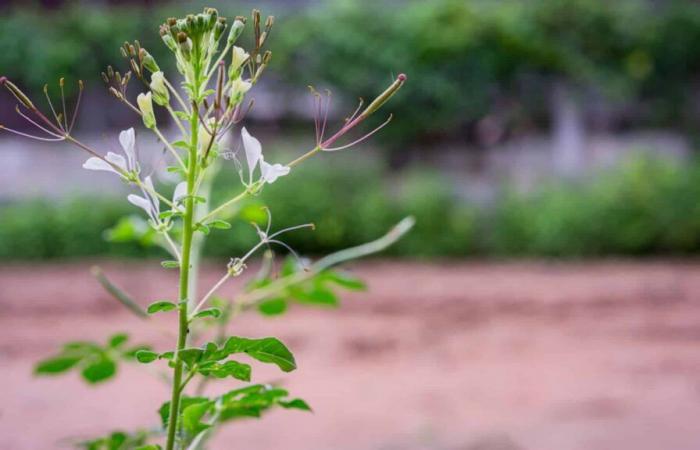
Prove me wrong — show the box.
[4,7,409,449]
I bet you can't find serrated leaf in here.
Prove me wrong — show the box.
[161,260,180,269]
[81,358,116,383]
[192,307,221,319]
[223,336,296,372]
[35,355,82,374]
[258,298,287,316]
[147,301,177,314]
[135,350,159,364]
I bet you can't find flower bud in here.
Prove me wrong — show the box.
[140,49,160,73]
[161,33,178,52]
[230,77,252,104]
[177,32,192,59]
[227,18,245,45]
[229,46,249,79]
[214,17,227,41]
[137,92,156,129]
[149,72,170,106]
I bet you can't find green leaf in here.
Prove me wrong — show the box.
[195,223,210,235]
[199,360,251,381]
[172,140,190,149]
[223,337,297,372]
[192,307,221,319]
[35,355,82,374]
[159,396,209,428]
[291,284,338,307]
[135,445,162,450]
[135,350,159,364]
[258,298,287,316]
[81,358,117,383]
[207,219,231,230]
[322,270,367,291]
[108,333,129,348]
[173,111,189,120]
[178,348,204,368]
[181,400,213,435]
[279,398,313,411]
[161,260,180,269]
[147,301,177,314]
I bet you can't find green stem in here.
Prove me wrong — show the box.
[165,99,200,450]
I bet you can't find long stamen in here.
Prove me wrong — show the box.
[59,78,69,131]
[43,84,63,127]
[323,114,393,152]
[14,106,65,138]
[68,80,84,133]
[0,125,64,142]
[320,90,331,142]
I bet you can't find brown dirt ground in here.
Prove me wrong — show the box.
[2,260,700,450]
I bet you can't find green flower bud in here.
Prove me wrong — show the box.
[137,92,156,129]
[150,72,170,106]
[141,49,160,73]
[227,18,245,45]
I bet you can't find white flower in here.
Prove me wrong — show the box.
[230,78,252,104]
[260,161,290,184]
[82,128,137,178]
[172,181,188,212]
[150,72,170,106]
[229,46,249,78]
[127,176,160,224]
[137,92,156,129]
[241,127,290,185]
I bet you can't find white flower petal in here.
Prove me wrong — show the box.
[260,161,290,184]
[143,176,159,211]
[119,128,136,160]
[127,194,153,215]
[105,152,127,172]
[241,127,262,182]
[82,157,119,174]
[172,181,187,205]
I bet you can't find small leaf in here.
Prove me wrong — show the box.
[161,260,180,269]
[279,398,312,411]
[147,301,177,314]
[178,348,204,368]
[81,358,117,383]
[223,336,297,372]
[322,270,367,291]
[108,333,129,348]
[159,396,209,428]
[291,285,338,307]
[199,360,251,381]
[195,223,210,235]
[207,219,231,230]
[182,400,213,435]
[172,140,190,149]
[135,350,159,364]
[192,308,221,320]
[258,298,287,316]
[135,446,162,450]
[35,355,82,374]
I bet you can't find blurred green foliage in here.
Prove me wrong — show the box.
[3,155,700,260]
[275,0,700,145]
[2,1,700,141]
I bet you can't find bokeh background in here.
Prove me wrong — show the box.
[3,0,700,449]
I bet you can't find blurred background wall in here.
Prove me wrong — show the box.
[2,0,700,259]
